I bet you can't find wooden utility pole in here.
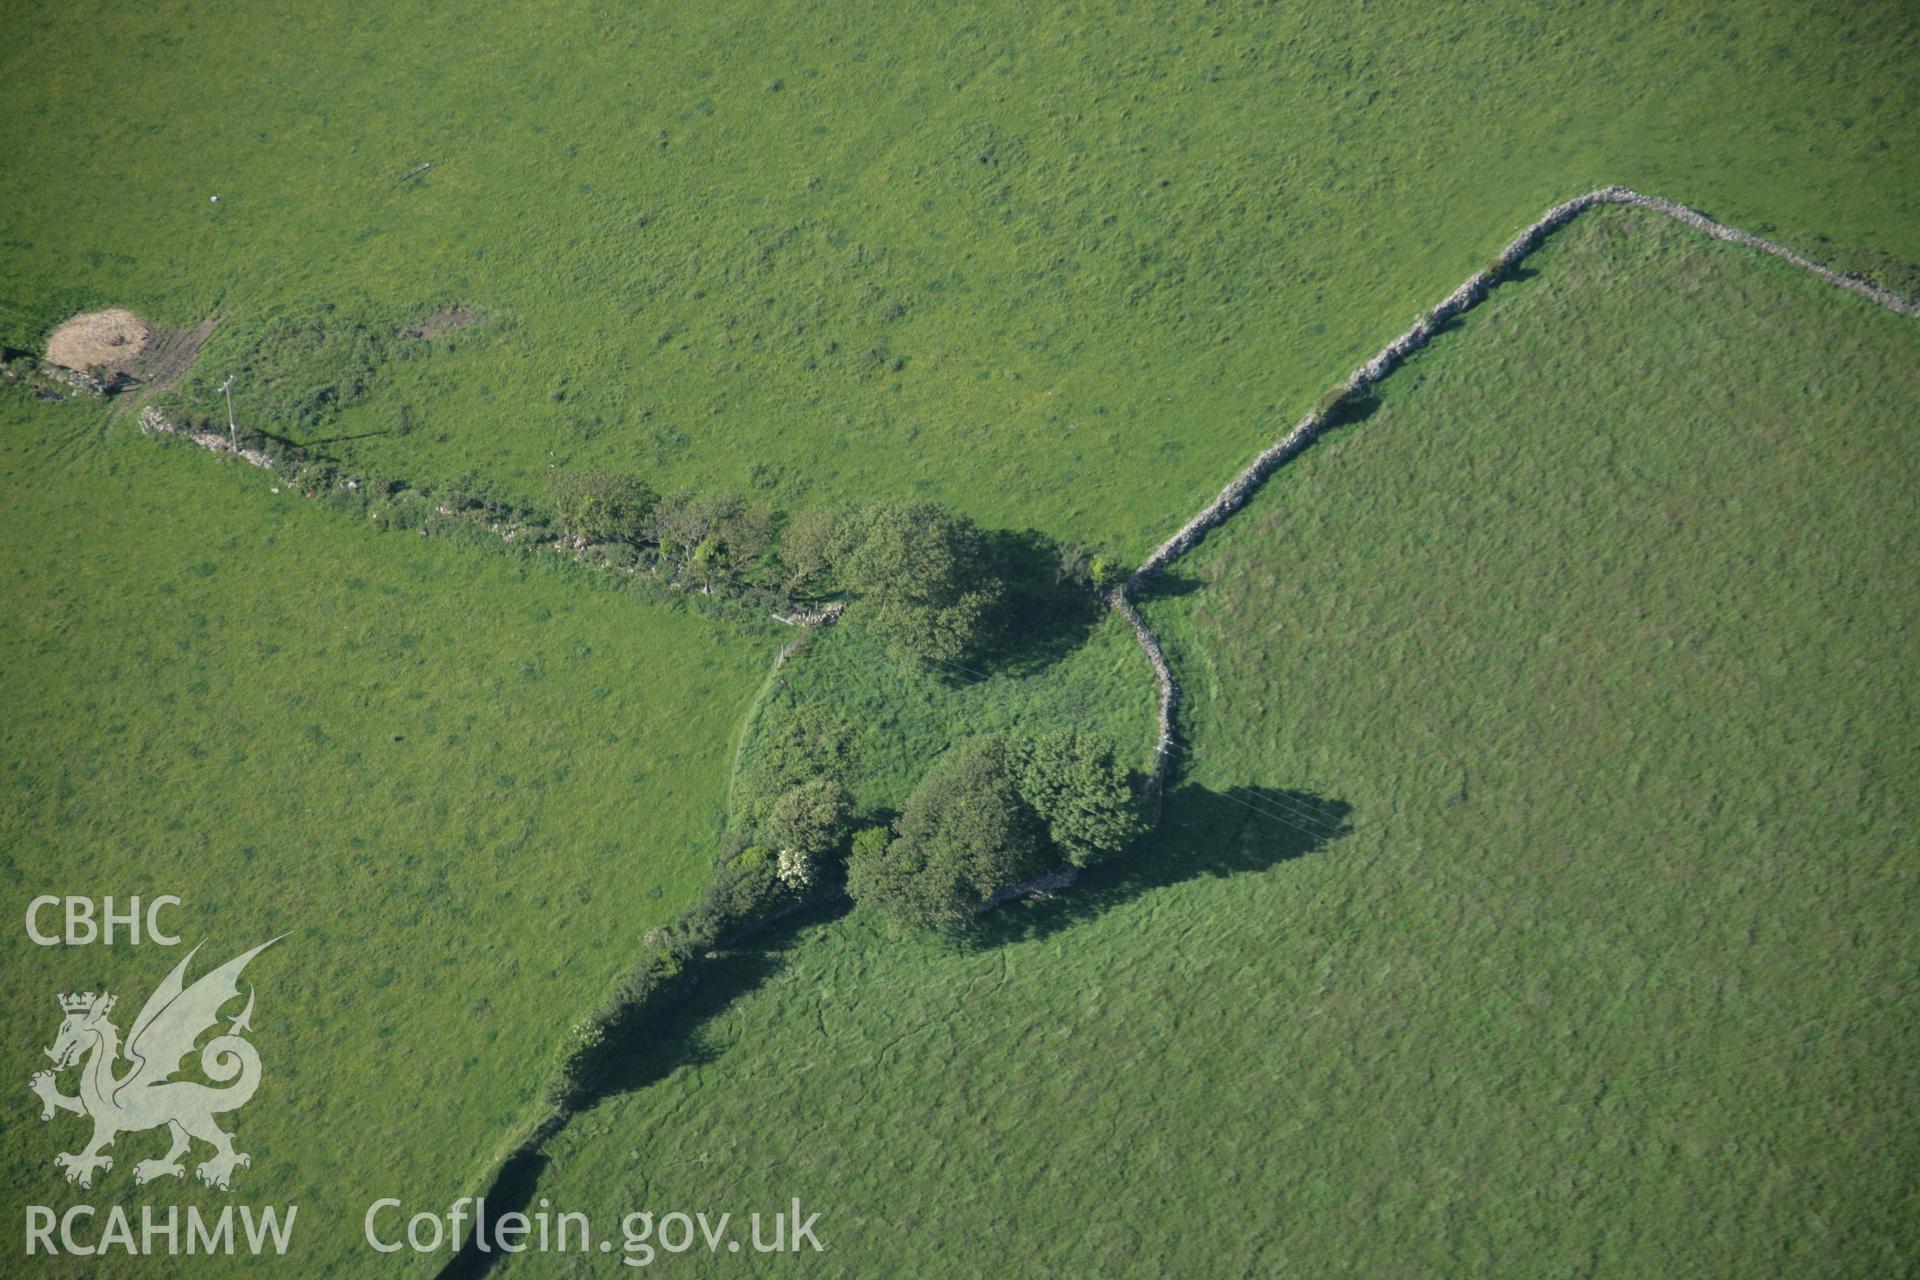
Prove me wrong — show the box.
[219,375,237,453]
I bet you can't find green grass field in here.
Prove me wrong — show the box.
[733,606,1159,825]
[0,397,772,1275]
[4,1,1916,557]
[4,1,1917,1275]
[499,207,1918,1277]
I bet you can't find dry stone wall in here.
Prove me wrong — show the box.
[124,191,1919,803]
[1117,185,1920,793]
[139,404,277,469]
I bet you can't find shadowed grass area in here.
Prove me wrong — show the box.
[733,599,1160,826]
[0,395,771,1276]
[2,2,1916,556]
[495,206,1918,1277]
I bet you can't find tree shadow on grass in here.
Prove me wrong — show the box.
[973,528,1108,679]
[440,1145,552,1278]
[973,783,1352,948]
[441,788,1342,1278]
[441,896,850,1280]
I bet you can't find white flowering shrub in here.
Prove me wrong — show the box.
[776,846,816,892]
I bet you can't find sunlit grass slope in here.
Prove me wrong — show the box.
[2,1,1916,555]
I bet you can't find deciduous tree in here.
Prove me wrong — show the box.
[848,738,1045,930]
[832,501,1003,665]
[1007,729,1146,866]
[548,470,656,544]
[765,777,854,863]
[780,507,839,595]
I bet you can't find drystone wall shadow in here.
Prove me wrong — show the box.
[1321,390,1382,432]
[1135,572,1207,600]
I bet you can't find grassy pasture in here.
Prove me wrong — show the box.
[3,1,1917,556]
[0,396,771,1275]
[500,208,1919,1277]
[732,603,1160,827]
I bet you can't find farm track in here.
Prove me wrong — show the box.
[1114,184,1920,796]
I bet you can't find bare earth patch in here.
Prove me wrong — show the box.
[44,308,152,373]
[406,304,479,340]
[133,315,218,395]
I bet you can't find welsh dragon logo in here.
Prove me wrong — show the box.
[29,938,282,1190]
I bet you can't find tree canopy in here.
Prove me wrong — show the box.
[832,501,1004,665]
[764,777,854,863]
[547,470,657,544]
[847,737,1045,931]
[848,731,1145,931]
[1006,728,1148,867]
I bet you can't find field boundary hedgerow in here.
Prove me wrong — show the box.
[130,402,825,641]
[1113,184,1920,795]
